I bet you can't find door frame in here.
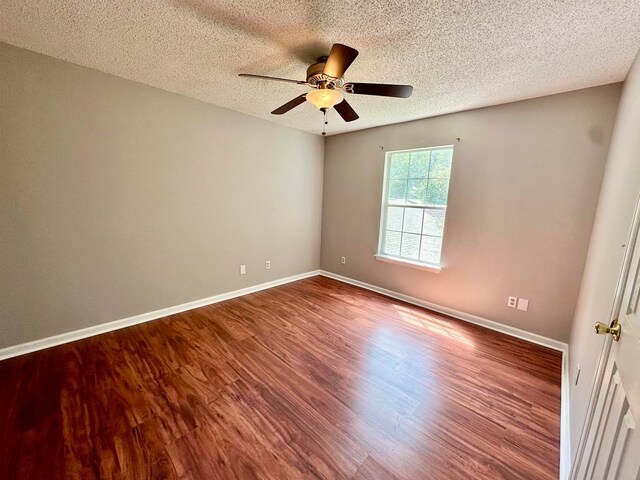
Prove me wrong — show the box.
[569,190,640,478]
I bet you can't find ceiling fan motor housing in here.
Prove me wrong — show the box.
[306,57,344,88]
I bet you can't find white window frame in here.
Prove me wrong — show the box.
[376,145,454,273]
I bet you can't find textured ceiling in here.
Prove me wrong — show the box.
[1,0,639,135]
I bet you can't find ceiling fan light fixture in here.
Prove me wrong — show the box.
[306,88,343,110]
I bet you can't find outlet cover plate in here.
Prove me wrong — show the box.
[517,298,529,311]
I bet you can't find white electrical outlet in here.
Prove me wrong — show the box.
[341,256,346,265]
[265,260,271,270]
[508,296,517,308]
[240,265,246,275]
[517,298,529,311]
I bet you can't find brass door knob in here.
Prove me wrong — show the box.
[594,322,621,342]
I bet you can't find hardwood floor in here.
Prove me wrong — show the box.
[0,276,562,479]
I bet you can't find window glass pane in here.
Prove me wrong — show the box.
[422,209,446,237]
[390,153,410,178]
[426,179,450,206]
[381,147,453,266]
[385,231,401,255]
[401,233,420,259]
[406,179,428,205]
[386,206,404,231]
[420,236,443,264]
[403,208,423,234]
[388,179,407,203]
[409,151,430,178]
[429,149,453,178]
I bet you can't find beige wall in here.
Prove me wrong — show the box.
[0,37,629,360]
[568,50,640,459]
[321,85,621,342]
[0,43,324,349]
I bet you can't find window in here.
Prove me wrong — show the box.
[377,146,454,269]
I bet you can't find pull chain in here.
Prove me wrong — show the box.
[322,109,328,136]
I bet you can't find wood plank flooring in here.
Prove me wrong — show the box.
[0,276,562,479]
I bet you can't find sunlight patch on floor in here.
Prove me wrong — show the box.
[392,305,475,348]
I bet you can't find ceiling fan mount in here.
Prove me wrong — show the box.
[239,44,413,131]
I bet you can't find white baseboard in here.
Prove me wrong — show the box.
[319,270,568,352]
[560,348,571,480]
[320,269,571,479]
[0,269,321,361]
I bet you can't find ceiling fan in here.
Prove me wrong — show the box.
[239,43,413,134]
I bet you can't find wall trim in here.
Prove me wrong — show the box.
[0,269,321,361]
[319,270,567,351]
[560,348,571,480]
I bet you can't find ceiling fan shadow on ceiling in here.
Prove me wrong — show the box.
[239,43,414,135]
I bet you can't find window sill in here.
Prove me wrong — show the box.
[374,254,442,273]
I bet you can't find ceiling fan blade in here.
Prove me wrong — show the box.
[271,95,307,115]
[323,44,359,79]
[239,74,306,85]
[346,82,413,98]
[334,99,359,122]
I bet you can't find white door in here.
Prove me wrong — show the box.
[571,202,640,479]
